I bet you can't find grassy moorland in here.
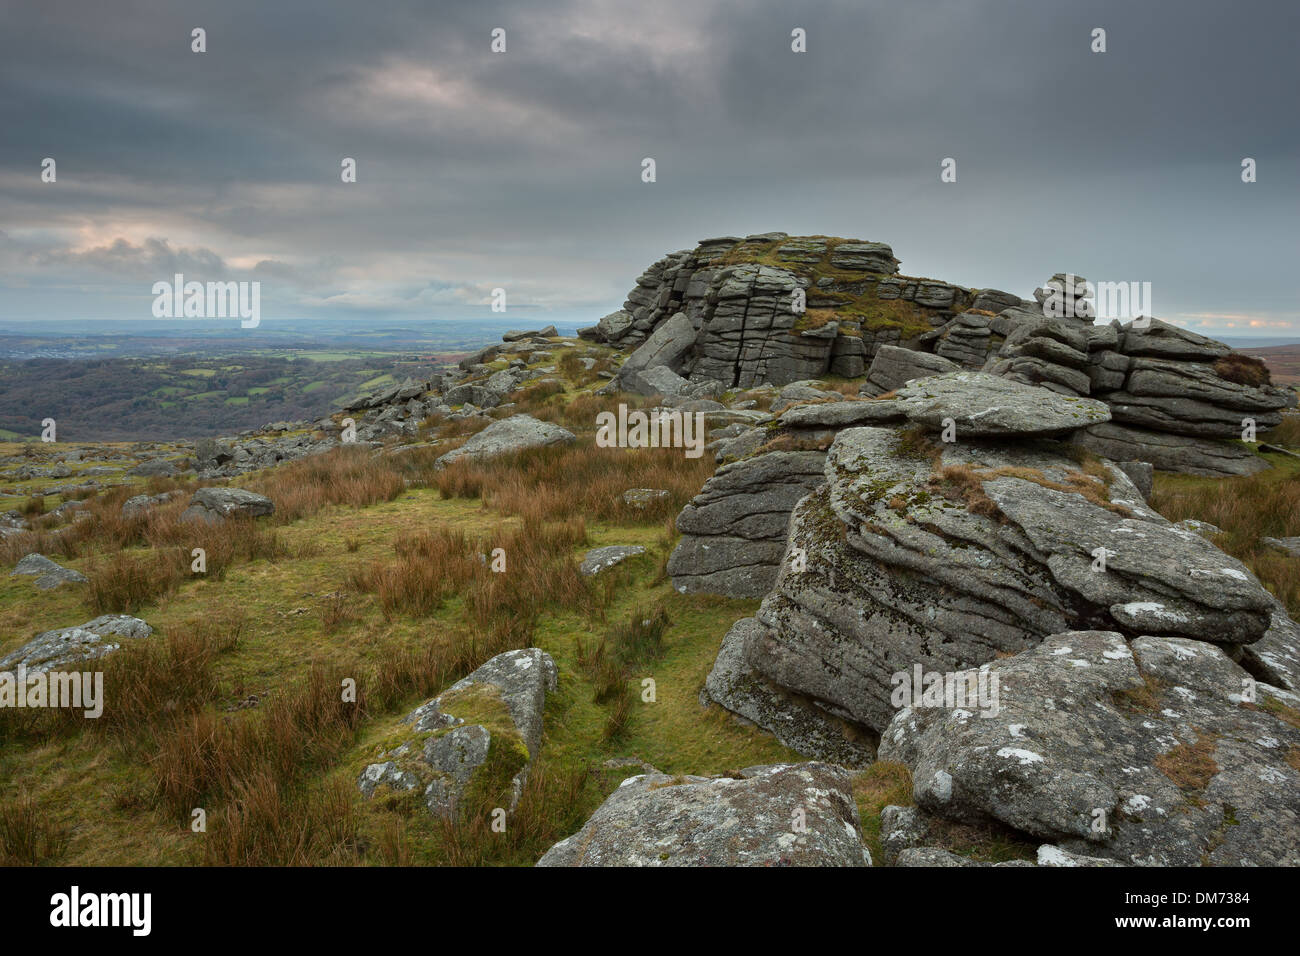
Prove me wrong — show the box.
[4,340,1294,867]
[0,370,803,866]
[1150,422,1300,620]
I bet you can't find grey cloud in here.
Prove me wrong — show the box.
[0,0,1296,332]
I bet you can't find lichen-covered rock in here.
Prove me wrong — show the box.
[667,450,827,597]
[713,425,1282,745]
[703,618,874,765]
[860,346,959,397]
[588,236,969,388]
[434,414,576,468]
[616,312,696,380]
[11,553,87,590]
[536,763,871,867]
[895,371,1111,437]
[579,545,646,576]
[776,399,905,430]
[0,614,153,675]
[879,631,1300,866]
[1070,421,1269,477]
[621,488,670,510]
[181,487,276,523]
[357,648,558,817]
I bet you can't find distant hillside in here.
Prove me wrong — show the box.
[0,353,444,442]
[1239,343,1300,386]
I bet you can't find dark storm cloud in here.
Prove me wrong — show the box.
[1,0,1296,332]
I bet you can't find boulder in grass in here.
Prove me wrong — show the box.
[579,545,646,577]
[357,648,558,818]
[181,487,275,524]
[0,614,152,675]
[434,414,576,468]
[10,553,88,590]
[537,763,871,867]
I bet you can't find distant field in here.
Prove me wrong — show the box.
[0,352,447,441]
[1240,344,1300,386]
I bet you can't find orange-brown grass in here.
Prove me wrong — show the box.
[152,614,534,832]
[423,413,493,440]
[248,445,407,523]
[1151,469,1300,614]
[508,379,567,410]
[429,761,594,867]
[434,442,715,524]
[1265,414,1300,449]
[82,549,186,614]
[732,389,774,411]
[151,661,368,819]
[350,517,592,627]
[1214,353,1271,388]
[932,464,1004,521]
[1154,731,1219,792]
[88,613,244,740]
[201,773,359,866]
[0,791,71,865]
[528,390,657,431]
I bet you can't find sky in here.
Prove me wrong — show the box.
[1,0,1298,337]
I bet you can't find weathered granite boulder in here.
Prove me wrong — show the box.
[595,309,634,342]
[703,618,875,765]
[0,614,153,675]
[620,365,700,398]
[690,265,829,388]
[1123,356,1290,412]
[860,346,959,397]
[933,320,993,369]
[357,648,557,817]
[1113,460,1154,500]
[621,488,670,510]
[122,490,184,519]
[617,312,696,380]
[181,487,276,524]
[970,289,1024,313]
[879,630,1300,866]
[776,399,906,430]
[502,325,557,342]
[1262,536,1300,558]
[10,553,87,590]
[579,545,646,576]
[667,450,827,597]
[434,414,576,468]
[1240,600,1300,694]
[1120,319,1231,362]
[1070,422,1268,477]
[585,235,979,389]
[828,241,899,274]
[714,426,1281,747]
[895,371,1111,437]
[536,763,871,866]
